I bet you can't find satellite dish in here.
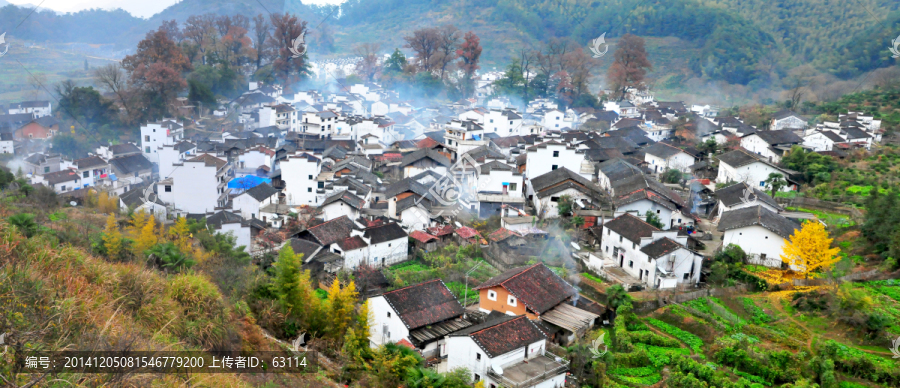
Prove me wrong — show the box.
[454,221,462,228]
[491,364,503,375]
[69,201,77,207]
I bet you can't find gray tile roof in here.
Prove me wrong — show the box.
[717,205,799,239]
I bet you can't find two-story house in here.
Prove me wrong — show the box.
[444,315,567,388]
[140,120,185,165]
[601,213,703,288]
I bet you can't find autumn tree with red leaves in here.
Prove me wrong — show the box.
[268,13,309,84]
[122,28,192,120]
[607,33,652,100]
[456,31,482,98]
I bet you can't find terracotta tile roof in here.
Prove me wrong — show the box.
[381,279,463,330]
[337,235,368,251]
[409,230,438,243]
[426,224,454,237]
[416,137,439,149]
[455,226,480,239]
[488,228,519,243]
[474,263,576,315]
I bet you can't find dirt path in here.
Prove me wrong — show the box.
[765,294,894,357]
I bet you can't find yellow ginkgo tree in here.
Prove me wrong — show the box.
[780,221,841,278]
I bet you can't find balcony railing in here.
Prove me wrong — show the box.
[486,352,569,388]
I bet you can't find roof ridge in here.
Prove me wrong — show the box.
[469,315,526,336]
[499,262,543,286]
[383,278,442,295]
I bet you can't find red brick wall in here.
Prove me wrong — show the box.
[15,123,55,140]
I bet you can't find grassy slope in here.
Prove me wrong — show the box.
[0,215,325,387]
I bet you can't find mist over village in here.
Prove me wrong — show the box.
[0,0,899,387]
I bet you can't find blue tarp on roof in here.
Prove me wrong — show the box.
[227,175,271,189]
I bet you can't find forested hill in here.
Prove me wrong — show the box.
[1,0,898,86]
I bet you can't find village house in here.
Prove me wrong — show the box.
[279,152,322,205]
[601,213,703,289]
[166,154,231,215]
[140,120,185,165]
[718,205,800,268]
[203,211,252,252]
[118,185,167,220]
[103,153,154,195]
[610,174,691,230]
[443,315,568,388]
[7,100,51,117]
[320,190,367,221]
[15,116,59,140]
[233,183,279,221]
[714,181,783,219]
[596,158,644,191]
[399,148,451,178]
[716,148,798,192]
[803,130,846,152]
[528,167,603,219]
[770,110,807,130]
[740,130,803,164]
[643,142,697,173]
[37,169,81,193]
[368,279,469,358]
[524,141,586,181]
[474,263,599,344]
[73,155,109,188]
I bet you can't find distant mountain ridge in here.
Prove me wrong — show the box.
[1,0,898,85]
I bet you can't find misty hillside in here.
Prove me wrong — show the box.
[1,0,898,86]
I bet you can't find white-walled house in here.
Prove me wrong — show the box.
[610,174,690,230]
[168,154,231,215]
[483,109,523,137]
[716,148,798,192]
[714,182,783,219]
[718,205,799,268]
[643,142,696,173]
[233,183,279,220]
[524,141,586,181]
[205,211,252,252]
[770,110,807,130]
[280,152,321,205]
[73,155,109,189]
[601,213,703,288]
[803,130,845,152]
[597,158,644,191]
[362,222,409,268]
[140,120,185,164]
[740,130,803,164]
[157,142,196,179]
[444,315,567,388]
[475,161,526,218]
[8,100,51,118]
[320,190,366,222]
[529,167,603,219]
[368,279,465,357]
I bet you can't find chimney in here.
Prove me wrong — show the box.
[388,197,397,219]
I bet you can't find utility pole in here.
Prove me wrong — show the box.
[463,260,483,318]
